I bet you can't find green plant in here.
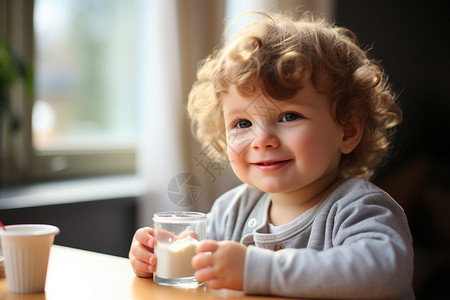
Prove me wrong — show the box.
[0,40,33,131]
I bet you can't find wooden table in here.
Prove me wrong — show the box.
[0,245,298,300]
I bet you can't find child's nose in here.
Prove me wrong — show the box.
[251,126,280,150]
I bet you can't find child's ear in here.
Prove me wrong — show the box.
[339,115,364,154]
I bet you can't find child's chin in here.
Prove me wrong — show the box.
[254,183,290,194]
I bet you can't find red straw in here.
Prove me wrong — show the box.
[0,220,6,231]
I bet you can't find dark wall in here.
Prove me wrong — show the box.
[336,2,450,299]
[336,1,450,168]
[0,197,137,258]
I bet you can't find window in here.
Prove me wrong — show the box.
[33,0,141,152]
[1,0,151,184]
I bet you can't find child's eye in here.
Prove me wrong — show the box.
[280,112,302,122]
[235,119,252,129]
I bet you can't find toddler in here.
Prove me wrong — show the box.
[129,11,414,299]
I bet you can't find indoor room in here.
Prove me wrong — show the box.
[1,0,448,299]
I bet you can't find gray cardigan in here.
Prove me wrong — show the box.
[207,178,415,299]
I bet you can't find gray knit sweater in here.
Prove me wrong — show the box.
[207,178,415,299]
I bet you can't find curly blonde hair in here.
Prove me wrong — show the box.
[187,12,401,180]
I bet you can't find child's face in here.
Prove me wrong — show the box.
[222,79,345,195]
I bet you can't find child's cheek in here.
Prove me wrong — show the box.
[292,132,327,165]
[293,130,341,175]
[226,132,252,160]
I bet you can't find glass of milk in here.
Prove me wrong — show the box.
[153,211,207,288]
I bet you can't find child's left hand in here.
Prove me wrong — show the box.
[192,240,247,291]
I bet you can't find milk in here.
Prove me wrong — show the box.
[154,236,198,279]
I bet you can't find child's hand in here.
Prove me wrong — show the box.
[129,227,157,277]
[192,240,247,291]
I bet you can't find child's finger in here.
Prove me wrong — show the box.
[194,264,217,283]
[130,255,153,277]
[179,230,197,239]
[154,229,178,243]
[134,227,155,248]
[192,251,214,269]
[129,246,156,277]
[130,242,155,265]
[196,239,219,253]
[204,278,223,290]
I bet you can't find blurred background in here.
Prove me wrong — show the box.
[0,0,448,298]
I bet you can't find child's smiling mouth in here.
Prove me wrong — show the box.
[251,159,292,170]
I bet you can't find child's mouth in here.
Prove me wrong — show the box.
[252,160,292,170]
[256,160,289,166]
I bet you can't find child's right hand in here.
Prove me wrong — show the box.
[129,227,157,278]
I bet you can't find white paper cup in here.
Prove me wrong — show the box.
[0,224,60,293]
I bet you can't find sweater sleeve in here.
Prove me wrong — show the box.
[244,191,414,299]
